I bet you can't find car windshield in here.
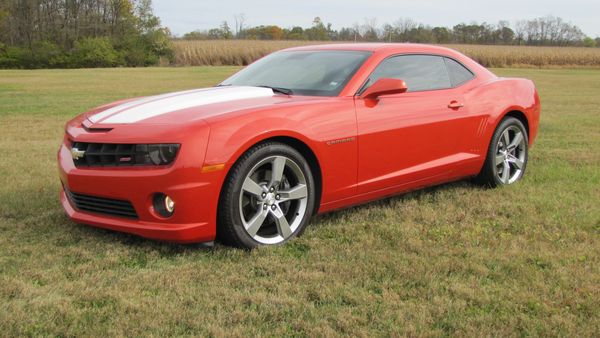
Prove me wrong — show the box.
[220,50,372,97]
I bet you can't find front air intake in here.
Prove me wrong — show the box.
[65,188,138,219]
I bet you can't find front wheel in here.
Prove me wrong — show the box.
[476,117,529,187]
[217,142,316,249]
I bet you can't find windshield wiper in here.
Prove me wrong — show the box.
[257,85,293,95]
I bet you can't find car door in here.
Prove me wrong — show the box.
[355,54,477,194]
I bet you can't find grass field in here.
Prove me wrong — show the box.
[0,66,599,336]
[173,40,600,68]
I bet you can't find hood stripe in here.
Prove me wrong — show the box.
[91,86,274,124]
[89,88,206,123]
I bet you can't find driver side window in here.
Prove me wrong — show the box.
[365,55,452,92]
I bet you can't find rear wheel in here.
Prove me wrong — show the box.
[477,117,528,187]
[218,142,316,248]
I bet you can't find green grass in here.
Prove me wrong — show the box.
[1,67,599,336]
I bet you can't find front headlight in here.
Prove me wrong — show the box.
[70,142,181,167]
[136,144,181,165]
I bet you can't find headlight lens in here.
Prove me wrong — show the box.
[69,142,181,167]
[136,144,180,165]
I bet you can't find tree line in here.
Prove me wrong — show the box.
[0,0,173,68]
[1,2,598,70]
[182,16,599,48]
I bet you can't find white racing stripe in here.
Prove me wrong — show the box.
[90,86,274,124]
[88,88,205,123]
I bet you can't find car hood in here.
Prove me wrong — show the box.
[84,86,308,126]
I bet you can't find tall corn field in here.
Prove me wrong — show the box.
[447,44,600,67]
[173,40,600,68]
[173,40,325,66]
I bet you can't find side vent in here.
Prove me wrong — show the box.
[470,116,489,154]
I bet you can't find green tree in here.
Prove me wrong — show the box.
[220,21,233,39]
[497,27,515,44]
[285,26,306,40]
[306,17,329,40]
[337,27,356,41]
[0,0,173,68]
[432,27,452,43]
[207,22,233,39]
[183,30,209,40]
[72,37,119,68]
[582,36,596,47]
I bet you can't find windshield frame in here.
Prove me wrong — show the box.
[219,50,373,97]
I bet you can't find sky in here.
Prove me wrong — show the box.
[153,0,600,38]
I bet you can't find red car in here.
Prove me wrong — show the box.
[58,43,540,248]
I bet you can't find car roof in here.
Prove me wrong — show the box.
[283,43,460,55]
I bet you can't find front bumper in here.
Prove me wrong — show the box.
[57,122,223,243]
[59,188,212,242]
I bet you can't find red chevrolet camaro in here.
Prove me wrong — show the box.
[58,43,540,248]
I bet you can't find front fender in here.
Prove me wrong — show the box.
[201,98,359,206]
[204,116,320,167]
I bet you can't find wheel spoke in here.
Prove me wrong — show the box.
[495,154,504,166]
[242,176,264,197]
[278,184,307,202]
[508,131,523,151]
[508,156,524,169]
[502,130,510,148]
[501,161,510,183]
[269,156,286,187]
[245,209,269,237]
[271,205,292,238]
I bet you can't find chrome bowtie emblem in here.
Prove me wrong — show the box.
[71,147,86,160]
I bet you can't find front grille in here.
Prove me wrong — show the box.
[71,142,142,167]
[65,188,138,219]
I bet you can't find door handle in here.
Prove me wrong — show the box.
[448,101,464,109]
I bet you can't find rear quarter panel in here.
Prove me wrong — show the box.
[466,77,540,157]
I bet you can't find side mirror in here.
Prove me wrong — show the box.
[359,78,408,100]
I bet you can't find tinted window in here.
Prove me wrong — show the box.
[364,55,451,92]
[444,58,474,86]
[220,51,371,97]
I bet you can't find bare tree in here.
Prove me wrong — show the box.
[514,20,527,45]
[393,17,417,41]
[234,13,245,38]
[360,17,378,41]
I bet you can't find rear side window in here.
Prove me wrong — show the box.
[444,58,474,86]
[364,55,451,92]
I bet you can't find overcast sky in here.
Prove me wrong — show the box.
[153,0,599,38]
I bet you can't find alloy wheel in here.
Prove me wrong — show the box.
[238,155,308,244]
[494,125,526,184]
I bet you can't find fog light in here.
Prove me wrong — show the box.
[165,195,175,213]
[153,193,175,218]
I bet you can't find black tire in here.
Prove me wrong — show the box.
[217,142,316,249]
[476,117,529,187]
